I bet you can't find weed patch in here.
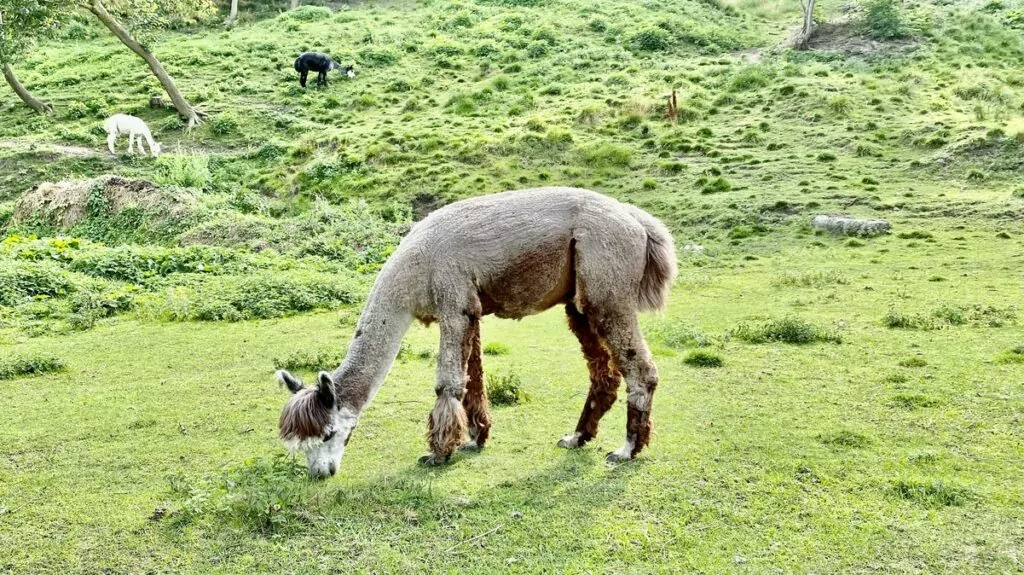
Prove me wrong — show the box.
[486,370,530,406]
[0,353,66,379]
[732,317,841,344]
[683,350,724,368]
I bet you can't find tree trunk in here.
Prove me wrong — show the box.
[228,0,238,23]
[85,0,201,129]
[797,0,817,48]
[291,0,300,9]
[3,64,52,114]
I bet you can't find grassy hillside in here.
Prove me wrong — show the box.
[1,0,1023,572]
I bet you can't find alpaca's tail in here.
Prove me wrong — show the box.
[625,205,677,312]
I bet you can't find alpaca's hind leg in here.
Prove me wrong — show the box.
[558,303,621,449]
[421,311,472,466]
[461,316,491,451]
[127,132,137,154]
[593,311,659,462]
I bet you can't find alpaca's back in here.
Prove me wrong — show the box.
[104,114,147,136]
[384,187,675,318]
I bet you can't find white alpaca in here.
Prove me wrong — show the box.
[103,114,162,157]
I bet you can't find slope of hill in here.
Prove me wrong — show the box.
[0,0,1022,573]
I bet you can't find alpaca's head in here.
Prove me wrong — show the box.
[151,142,162,157]
[333,62,356,78]
[277,370,355,479]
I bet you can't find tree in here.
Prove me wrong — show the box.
[797,0,817,48]
[79,0,216,129]
[0,1,67,114]
[228,0,238,23]
[291,0,299,9]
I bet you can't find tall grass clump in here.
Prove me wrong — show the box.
[732,317,841,344]
[683,350,724,368]
[578,143,632,168]
[647,318,712,348]
[272,347,346,372]
[0,353,67,379]
[486,370,530,406]
[863,0,908,39]
[157,152,211,189]
[890,479,972,508]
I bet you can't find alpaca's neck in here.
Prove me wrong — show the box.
[331,285,413,414]
[136,126,155,147]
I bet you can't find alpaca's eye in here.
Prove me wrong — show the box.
[323,431,337,442]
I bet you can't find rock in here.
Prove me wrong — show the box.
[811,215,891,237]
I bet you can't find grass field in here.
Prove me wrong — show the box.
[1,0,1024,572]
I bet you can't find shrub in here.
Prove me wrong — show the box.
[817,429,870,448]
[140,272,358,322]
[890,479,971,508]
[157,153,211,189]
[272,347,345,372]
[647,319,712,348]
[732,317,841,344]
[683,350,724,368]
[0,261,76,306]
[210,114,239,136]
[996,345,1024,364]
[0,353,67,379]
[891,393,941,410]
[483,342,510,356]
[168,455,308,533]
[578,143,631,168]
[863,0,907,40]
[898,357,927,368]
[629,28,672,52]
[774,270,848,288]
[487,370,530,406]
[699,176,731,194]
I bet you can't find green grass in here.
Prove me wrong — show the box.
[1,0,1024,572]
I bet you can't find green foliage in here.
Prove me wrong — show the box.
[630,28,673,52]
[156,153,211,189]
[647,319,712,348]
[732,317,842,344]
[863,0,907,40]
[890,479,972,508]
[995,345,1024,364]
[272,347,345,372]
[683,350,724,368]
[0,352,66,379]
[0,261,76,305]
[139,272,358,322]
[773,270,848,288]
[482,342,510,356]
[578,143,631,168]
[818,429,871,448]
[168,455,308,534]
[486,370,530,406]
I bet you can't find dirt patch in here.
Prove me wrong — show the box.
[0,140,99,158]
[13,175,196,229]
[804,21,916,55]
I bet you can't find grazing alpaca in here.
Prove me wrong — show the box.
[293,52,355,88]
[276,187,677,478]
[103,114,161,157]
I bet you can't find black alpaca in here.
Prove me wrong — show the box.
[294,52,355,88]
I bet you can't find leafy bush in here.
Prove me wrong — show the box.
[486,370,530,406]
[0,261,76,306]
[483,342,510,356]
[863,0,907,40]
[683,350,724,368]
[647,319,712,348]
[578,143,632,168]
[630,28,672,51]
[210,114,239,136]
[890,479,971,508]
[0,353,67,379]
[168,455,308,533]
[140,272,358,322]
[996,345,1024,364]
[157,153,211,189]
[817,429,871,448]
[732,317,841,344]
[272,347,346,372]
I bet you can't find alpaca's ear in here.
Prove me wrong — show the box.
[316,371,336,408]
[277,370,304,394]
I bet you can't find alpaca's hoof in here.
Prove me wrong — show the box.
[557,432,583,449]
[418,454,449,466]
[605,451,634,464]
[459,440,481,452]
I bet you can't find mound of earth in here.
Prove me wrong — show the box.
[804,20,916,55]
[13,175,196,229]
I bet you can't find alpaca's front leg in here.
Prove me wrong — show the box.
[421,314,470,466]
[106,133,117,155]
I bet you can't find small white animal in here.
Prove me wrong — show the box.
[103,114,162,157]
